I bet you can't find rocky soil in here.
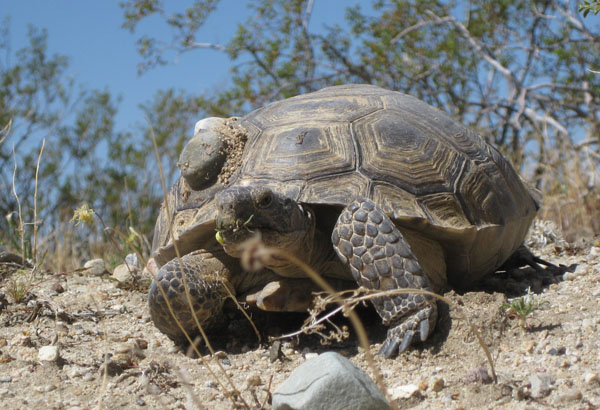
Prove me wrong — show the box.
[0,222,599,409]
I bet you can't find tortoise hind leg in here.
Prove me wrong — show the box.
[500,245,557,272]
[332,199,438,358]
[148,250,233,343]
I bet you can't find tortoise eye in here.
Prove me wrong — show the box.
[258,192,273,208]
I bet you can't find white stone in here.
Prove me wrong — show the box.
[389,384,421,400]
[66,366,87,378]
[83,259,106,276]
[303,352,318,360]
[38,345,60,362]
[111,304,126,313]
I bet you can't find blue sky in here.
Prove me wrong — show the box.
[3,0,358,134]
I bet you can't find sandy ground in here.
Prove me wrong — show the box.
[0,226,599,409]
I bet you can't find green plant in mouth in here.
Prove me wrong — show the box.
[215,214,254,245]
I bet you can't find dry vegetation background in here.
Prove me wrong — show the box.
[1,1,600,268]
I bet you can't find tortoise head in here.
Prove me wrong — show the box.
[215,185,314,259]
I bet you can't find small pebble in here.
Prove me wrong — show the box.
[205,380,218,389]
[50,283,65,293]
[584,372,598,385]
[33,384,57,393]
[38,345,60,362]
[0,377,11,383]
[135,338,148,350]
[582,318,595,330]
[389,384,420,400]
[83,259,106,276]
[529,373,554,398]
[246,374,262,387]
[304,352,318,360]
[521,340,536,354]
[548,346,566,356]
[430,377,444,392]
[558,389,582,403]
[67,366,87,378]
[111,304,126,313]
[463,367,492,384]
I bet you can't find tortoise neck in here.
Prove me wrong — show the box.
[272,206,348,280]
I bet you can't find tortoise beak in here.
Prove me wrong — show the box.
[215,215,252,232]
[216,188,254,224]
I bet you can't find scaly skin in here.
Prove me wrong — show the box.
[332,199,438,358]
[148,250,233,342]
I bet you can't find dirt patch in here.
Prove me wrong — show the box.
[0,237,599,409]
[217,118,248,185]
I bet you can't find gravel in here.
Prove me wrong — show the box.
[0,228,598,409]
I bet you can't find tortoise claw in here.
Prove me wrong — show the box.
[379,328,418,358]
[378,336,400,358]
[419,318,430,342]
[398,330,415,354]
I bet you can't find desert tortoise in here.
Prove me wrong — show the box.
[149,118,320,342]
[150,84,540,357]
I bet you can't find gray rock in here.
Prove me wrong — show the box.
[272,351,390,410]
[529,373,554,398]
[83,259,106,276]
[124,253,139,268]
[113,263,138,283]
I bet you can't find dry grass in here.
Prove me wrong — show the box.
[535,135,600,242]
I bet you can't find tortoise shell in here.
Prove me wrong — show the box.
[155,84,538,285]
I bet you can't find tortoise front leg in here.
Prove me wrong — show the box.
[148,250,233,342]
[331,199,438,358]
